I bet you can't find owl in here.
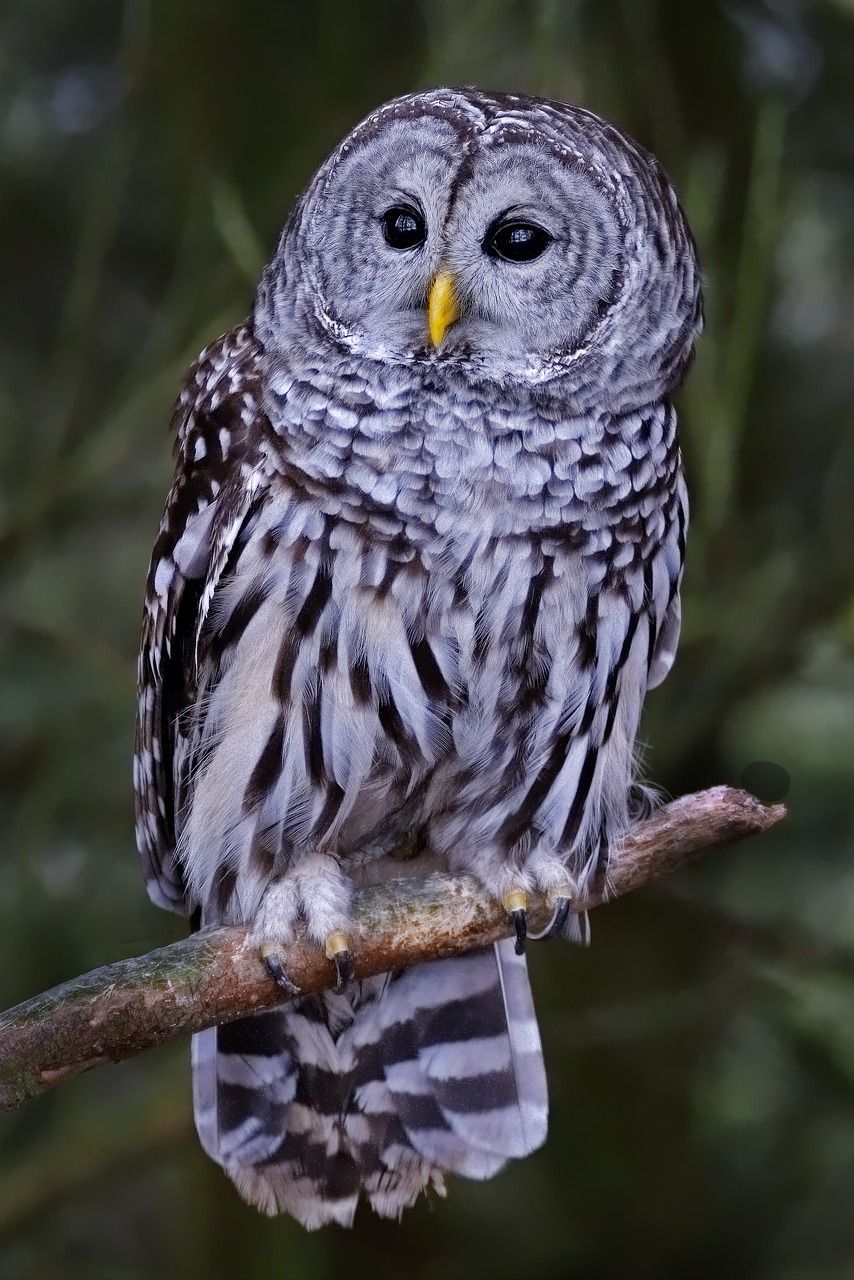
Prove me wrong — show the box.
[135,88,702,1228]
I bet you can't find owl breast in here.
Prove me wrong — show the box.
[176,370,683,925]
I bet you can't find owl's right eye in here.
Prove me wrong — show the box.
[381,206,426,250]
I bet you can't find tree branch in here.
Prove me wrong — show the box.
[0,786,785,1112]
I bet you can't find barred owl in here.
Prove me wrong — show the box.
[135,88,701,1228]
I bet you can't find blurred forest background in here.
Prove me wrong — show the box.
[1,0,854,1276]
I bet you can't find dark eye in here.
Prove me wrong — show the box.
[485,220,552,263]
[381,205,426,250]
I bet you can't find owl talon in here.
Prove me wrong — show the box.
[546,897,571,938]
[334,948,353,991]
[260,942,301,997]
[511,908,527,956]
[502,891,529,956]
[325,931,353,991]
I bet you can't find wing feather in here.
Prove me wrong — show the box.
[134,323,268,913]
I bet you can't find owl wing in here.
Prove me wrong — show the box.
[134,323,269,914]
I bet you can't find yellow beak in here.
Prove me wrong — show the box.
[427,269,460,348]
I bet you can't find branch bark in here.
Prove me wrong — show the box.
[0,786,785,1112]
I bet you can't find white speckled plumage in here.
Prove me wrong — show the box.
[135,87,701,1227]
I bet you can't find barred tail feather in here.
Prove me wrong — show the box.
[365,941,547,1172]
[191,944,547,1228]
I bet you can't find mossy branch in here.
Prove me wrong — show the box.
[0,786,785,1112]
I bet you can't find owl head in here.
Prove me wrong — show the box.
[255,89,702,413]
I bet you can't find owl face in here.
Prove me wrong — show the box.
[259,89,701,405]
[303,112,623,363]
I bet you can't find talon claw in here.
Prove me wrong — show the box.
[333,948,353,991]
[502,890,529,956]
[511,908,527,956]
[547,898,571,938]
[260,943,300,997]
[325,931,353,991]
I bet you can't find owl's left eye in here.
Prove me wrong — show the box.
[381,205,427,250]
[485,220,552,263]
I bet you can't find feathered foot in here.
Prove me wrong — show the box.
[251,853,354,992]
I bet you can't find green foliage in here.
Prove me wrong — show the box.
[1,1,854,1275]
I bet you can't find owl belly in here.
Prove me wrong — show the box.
[177,487,650,923]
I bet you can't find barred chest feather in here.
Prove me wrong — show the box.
[176,348,685,925]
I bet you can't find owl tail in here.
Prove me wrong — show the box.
[191,940,548,1228]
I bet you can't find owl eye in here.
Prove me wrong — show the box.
[485,220,552,263]
[381,205,427,250]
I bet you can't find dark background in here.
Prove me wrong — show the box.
[2,1,854,1276]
